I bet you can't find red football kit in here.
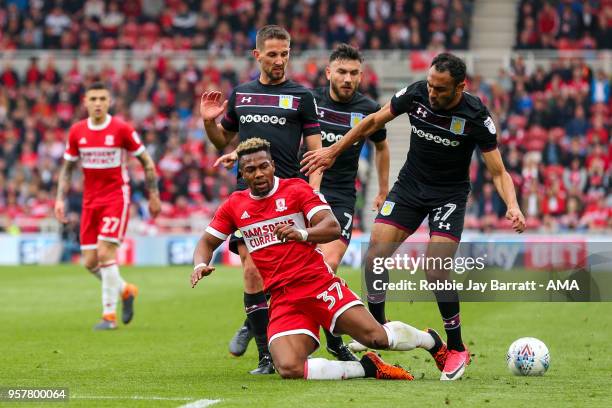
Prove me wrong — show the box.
[206,177,363,347]
[63,115,145,249]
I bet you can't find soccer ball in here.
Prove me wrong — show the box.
[506,337,550,376]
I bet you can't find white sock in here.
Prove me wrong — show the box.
[100,261,121,316]
[305,358,365,380]
[383,321,435,351]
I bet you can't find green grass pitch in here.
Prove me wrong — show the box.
[1,265,611,407]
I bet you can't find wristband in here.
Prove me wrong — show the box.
[193,262,208,271]
[296,229,309,242]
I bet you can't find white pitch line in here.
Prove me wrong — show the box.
[177,399,221,408]
[72,395,193,401]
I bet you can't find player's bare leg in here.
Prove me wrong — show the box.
[318,240,358,361]
[270,332,412,380]
[426,235,470,380]
[82,249,101,280]
[238,243,273,374]
[92,241,136,330]
[363,222,410,324]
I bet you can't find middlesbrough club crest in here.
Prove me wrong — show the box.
[275,198,287,212]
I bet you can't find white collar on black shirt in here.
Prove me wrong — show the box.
[249,176,279,200]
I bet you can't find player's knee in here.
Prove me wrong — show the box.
[359,325,389,349]
[275,360,304,379]
[96,246,115,263]
[83,257,98,272]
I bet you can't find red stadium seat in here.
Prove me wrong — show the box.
[99,37,118,50]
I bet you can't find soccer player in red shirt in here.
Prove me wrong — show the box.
[191,138,444,380]
[54,82,161,330]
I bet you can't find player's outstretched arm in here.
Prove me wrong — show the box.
[200,91,237,150]
[191,232,224,288]
[54,160,76,223]
[482,148,526,233]
[274,209,340,244]
[136,151,161,218]
[303,133,323,191]
[301,102,396,176]
[372,139,390,211]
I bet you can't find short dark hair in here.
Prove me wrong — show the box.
[86,82,109,92]
[329,43,362,63]
[431,53,466,85]
[255,25,290,50]
[236,138,272,164]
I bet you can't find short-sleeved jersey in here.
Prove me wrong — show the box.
[63,115,145,207]
[390,80,497,192]
[220,79,321,189]
[312,87,387,204]
[206,177,333,292]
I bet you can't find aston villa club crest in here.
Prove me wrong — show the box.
[278,95,293,109]
[450,117,466,135]
[350,112,364,128]
[275,198,287,212]
[380,201,395,216]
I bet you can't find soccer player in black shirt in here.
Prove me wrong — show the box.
[311,44,391,361]
[199,25,322,375]
[302,53,526,381]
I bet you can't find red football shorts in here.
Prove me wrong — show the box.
[80,199,130,250]
[267,273,364,348]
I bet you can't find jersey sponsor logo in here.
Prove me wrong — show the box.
[79,147,122,169]
[104,135,115,146]
[395,87,407,98]
[79,137,87,145]
[241,211,250,219]
[321,131,360,146]
[380,201,395,216]
[484,116,496,134]
[350,112,364,128]
[240,213,307,252]
[411,125,460,147]
[275,198,287,212]
[240,114,287,125]
[450,117,466,135]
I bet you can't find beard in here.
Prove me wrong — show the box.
[331,81,357,102]
[264,66,285,82]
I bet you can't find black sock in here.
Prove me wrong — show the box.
[243,317,251,331]
[367,301,386,325]
[324,329,343,350]
[434,290,464,351]
[244,291,269,359]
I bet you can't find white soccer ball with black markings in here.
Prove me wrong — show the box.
[506,337,550,376]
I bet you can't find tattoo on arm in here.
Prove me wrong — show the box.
[137,153,159,194]
[56,161,76,201]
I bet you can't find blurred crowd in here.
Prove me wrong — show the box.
[516,0,612,50]
[465,55,610,232]
[0,53,381,238]
[0,0,474,52]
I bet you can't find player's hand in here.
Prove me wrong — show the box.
[372,191,388,212]
[148,194,161,218]
[300,147,336,176]
[200,91,228,122]
[214,151,238,169]
[191,264,215,288]
[506,206,526,233]
[54,200,67,223]
[273,224,305,243]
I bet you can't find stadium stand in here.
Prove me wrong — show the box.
[0,0,475,52]
[0,0,609,249]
